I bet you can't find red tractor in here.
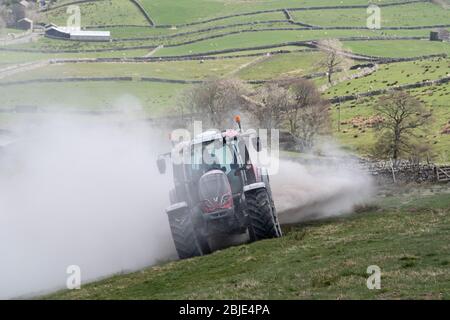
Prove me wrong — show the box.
[157,117,282,259]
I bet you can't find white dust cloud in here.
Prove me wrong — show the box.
[0,115,176,299]
[272,145,375,224]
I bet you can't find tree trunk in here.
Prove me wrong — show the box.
[393,127,401,160]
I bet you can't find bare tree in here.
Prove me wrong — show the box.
[292,103,330,151]
[180,77,250,128]
[373,91,431,160]
[242,82,291,130]
[279,78,331,150]
[317,39,351,85]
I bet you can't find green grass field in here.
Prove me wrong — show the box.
[1,0,450,301]
[326,58,450,97]
[153,30,431,57]
[7,27,432,53]
[43,0,149,27]
[343,40,450,58]
[0,49,151,66]
[0,57,255,82]
[46,188,450,299]
[292,2,450,27]
[139,0,427,25]
[0,82,185,116]
[237,51,326,80]
[1,0,450,159]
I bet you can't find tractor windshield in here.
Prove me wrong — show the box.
[189,140,242,194]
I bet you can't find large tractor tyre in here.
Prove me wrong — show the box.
[168,210,202,259]
[246,189,281,241]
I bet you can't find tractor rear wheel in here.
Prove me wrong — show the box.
[167,210,202,259]
[246,189,281,241]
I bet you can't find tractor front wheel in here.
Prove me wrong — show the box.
[167,209,203,259]
[246,189,281,241]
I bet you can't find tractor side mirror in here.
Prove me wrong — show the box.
[252,137,261,152]
[157,157,166,174]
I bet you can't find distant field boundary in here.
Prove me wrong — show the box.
[41,26,429,52]
[0,77,135,86]
[163,32,425,49]
[108,21,290,41]
[47,48,316,64]
[293,24,450,31]
[0,76,199,87]
[0,35,434,55]
[352,53,447,64]
[0,67,329,86]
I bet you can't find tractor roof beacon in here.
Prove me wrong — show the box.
[157,116,282,259]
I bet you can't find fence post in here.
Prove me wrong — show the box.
[389,158,397,183]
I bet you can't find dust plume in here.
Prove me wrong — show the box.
[272,144,375,224]
[0,114,176,299]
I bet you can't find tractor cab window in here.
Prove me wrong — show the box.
[189,140,242,194]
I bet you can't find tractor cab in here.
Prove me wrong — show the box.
[166,129,258,210]
[156,117,281,260]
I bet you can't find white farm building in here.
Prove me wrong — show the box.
[69,30,111,41]
[45,26,111,42]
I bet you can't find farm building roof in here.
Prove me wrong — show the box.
[45,26,111,41]
[69,30,111,37]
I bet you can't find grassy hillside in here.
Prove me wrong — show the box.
[343,40,450,57]
[47,188,450,300]
[1,0,449,159]
[291,2,450,27]
[43,0,149,27]
[326,58,450,97]
[139,0,430,25]
[0,82,184,115]
[1,0,449,301]
[331,82,450,162]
